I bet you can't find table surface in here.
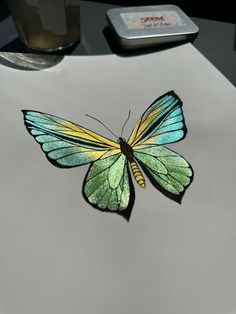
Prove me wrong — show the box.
[0,1,235,86]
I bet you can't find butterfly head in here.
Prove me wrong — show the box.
[117,137,126,144]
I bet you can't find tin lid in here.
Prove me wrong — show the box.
[107,5,199,48]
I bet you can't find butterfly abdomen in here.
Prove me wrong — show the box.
[119,138,145,188]
[130,161,146,188]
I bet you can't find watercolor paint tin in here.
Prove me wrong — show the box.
[106,5,199,50]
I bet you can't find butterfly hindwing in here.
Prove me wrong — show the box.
[133,145,193,201]
[83,153,134,217]
[22,110,120,168]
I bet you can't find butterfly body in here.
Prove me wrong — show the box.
[22,91,193,220]
[118,137,133,159]
[118,137,146,188]
[129,160,146,188]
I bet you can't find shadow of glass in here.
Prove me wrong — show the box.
[0,52,64,71]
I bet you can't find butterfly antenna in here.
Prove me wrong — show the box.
[121,110,131,138]
[85,114,119,139]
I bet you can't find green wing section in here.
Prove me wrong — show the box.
[83,154,134,213]
[133,146,193,199]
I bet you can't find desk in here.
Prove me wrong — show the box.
[0,1,235,85]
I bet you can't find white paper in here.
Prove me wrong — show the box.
[0,44,236,314]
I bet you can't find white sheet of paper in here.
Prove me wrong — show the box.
[0,43,235,314]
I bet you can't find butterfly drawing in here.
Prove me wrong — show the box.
[22,91,193,220]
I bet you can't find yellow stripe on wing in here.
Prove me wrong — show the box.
[73,146,121,160]
[57,121,120,148]
[127,108,161,146]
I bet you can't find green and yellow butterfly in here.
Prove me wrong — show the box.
[22,91,193,220]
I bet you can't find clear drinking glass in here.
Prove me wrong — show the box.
[7,0,80,51]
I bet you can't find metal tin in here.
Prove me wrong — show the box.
[106,5,199,50]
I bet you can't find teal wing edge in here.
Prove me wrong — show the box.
[82,154,135,221]
[133,145,193,203]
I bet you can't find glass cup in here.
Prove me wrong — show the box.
[7,0,80,52]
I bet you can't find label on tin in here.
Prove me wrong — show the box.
[120,10,185,30]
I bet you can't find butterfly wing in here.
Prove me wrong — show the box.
[22,110,120,167]
[133,146,193,201]
[129,91,193,200]
[128,91,186,148]
[83,153,134,219]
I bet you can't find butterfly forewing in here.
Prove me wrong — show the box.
[128,91,185,147]
[23,110,120,167]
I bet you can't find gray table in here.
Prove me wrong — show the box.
[0,1,235,85]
